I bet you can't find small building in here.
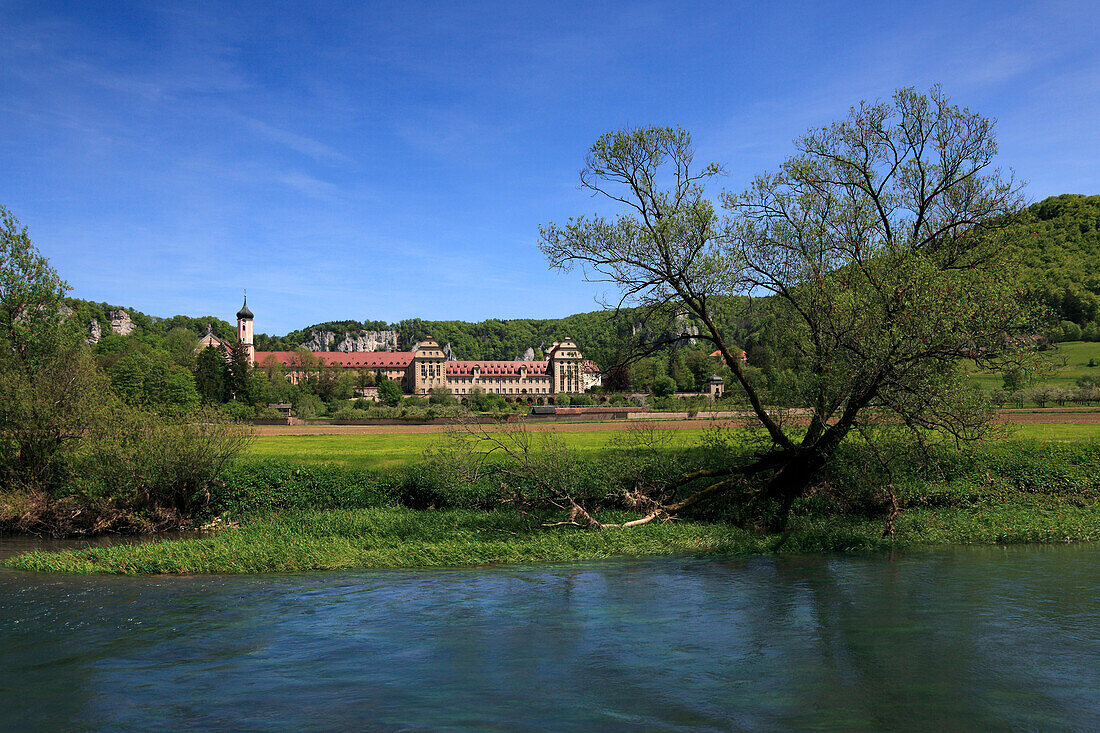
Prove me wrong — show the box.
[705,375,725,399]
[355,386,379,402]
[197,323,235,356]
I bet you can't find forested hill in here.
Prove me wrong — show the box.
[66,194,1100,361]
[254,310,645,364]
[1003,194,1100,334]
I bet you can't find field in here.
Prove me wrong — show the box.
[10,413,1100,575]
[245,421,1100,470]
[965,340,1100,392]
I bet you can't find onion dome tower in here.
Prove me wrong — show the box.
[236,294,255,364]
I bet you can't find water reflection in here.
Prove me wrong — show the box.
[1,544,1097,730]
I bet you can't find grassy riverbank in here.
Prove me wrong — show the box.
[7,502,1099,575]
[6,429,1099,575]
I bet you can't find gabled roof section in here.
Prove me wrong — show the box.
[446,360,551,376]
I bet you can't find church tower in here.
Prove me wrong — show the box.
[236,294,255,364]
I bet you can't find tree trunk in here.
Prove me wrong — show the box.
[757,449,829,532]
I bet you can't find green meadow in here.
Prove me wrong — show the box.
[245,428,711,470]
[246,422,1100,470]
[965,340,1100,392]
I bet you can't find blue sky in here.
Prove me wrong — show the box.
[2,0,1097,335]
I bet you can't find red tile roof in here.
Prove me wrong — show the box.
[252,352,602,376]
[446,360,551,376]
[254,351,415,368]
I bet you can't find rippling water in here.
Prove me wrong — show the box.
[2,541,1098,731]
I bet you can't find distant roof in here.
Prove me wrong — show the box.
[236,296,253,320]
[254,351,415,368]
[251,352,601,376]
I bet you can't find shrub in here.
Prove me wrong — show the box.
[219,400,255,422]
[71,406,250,515]
[215,460,397,515]
[332,406,372,421]
[428,386,456,405]
[294,393,323,418]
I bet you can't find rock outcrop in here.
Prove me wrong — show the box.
[87,319,101,344]
[300,329,399,352]
[630,309,699,346]
[109,309,135,336]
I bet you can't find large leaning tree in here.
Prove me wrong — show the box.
[539,87,1031,529]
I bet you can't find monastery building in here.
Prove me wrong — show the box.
[201,298,600,397]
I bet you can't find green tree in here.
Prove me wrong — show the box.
[652,374,676,397]
[540,88,1028,530]
[332,371,357,402]
[1002,367,1026,393]
[376,375,403,406]
[225,341,252,404]
[428,386,456,405]
[164,327,199,368]
[668,349,694,391]
[108,350,200,414]
[195,346,226,403]
[0,207,113,490]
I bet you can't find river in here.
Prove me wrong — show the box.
[1,540,1098,731]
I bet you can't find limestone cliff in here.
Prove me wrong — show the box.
[109,309,135,336]
[300,329,399,352]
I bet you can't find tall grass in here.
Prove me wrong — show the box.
[8,502,1099,575]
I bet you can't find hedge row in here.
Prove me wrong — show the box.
[211,439,1100,519]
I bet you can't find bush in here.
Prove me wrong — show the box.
[215,460,397,515]
[220,400,255,422]
[332,406,372,421]
[428,386,456,405]
[294,393,323,418]
[70,406,250,515]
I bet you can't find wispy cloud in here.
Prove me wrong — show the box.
[236,116,353,164]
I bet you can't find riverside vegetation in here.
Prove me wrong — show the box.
[5,87,1100,574]
[7,424,1100,574]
